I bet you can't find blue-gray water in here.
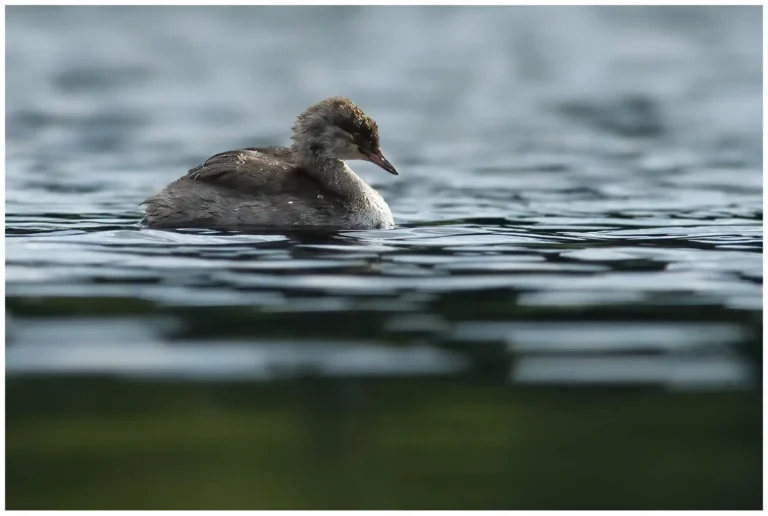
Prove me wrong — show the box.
[4,6,762,510]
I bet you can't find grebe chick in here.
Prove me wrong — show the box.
[141,96,398,230]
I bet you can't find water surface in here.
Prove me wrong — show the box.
[5,6,762,510]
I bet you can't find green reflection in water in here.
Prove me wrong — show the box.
[6,377,760,510]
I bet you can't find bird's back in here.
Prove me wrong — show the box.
[142,147,348,229]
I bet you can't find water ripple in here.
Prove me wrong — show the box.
[5,5,761,387]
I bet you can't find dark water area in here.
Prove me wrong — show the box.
[5,6,763,510]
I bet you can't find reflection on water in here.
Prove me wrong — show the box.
[5,5,762,510]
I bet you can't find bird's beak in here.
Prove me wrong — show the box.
[365,149,399,175]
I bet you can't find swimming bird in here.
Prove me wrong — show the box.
[142,96,398,230]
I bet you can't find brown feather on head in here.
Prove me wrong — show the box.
[324,97,380,150]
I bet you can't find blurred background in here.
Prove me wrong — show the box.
[5,6,762,510]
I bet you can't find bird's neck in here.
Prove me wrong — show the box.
[292,145,369,202]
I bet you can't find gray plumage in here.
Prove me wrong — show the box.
[142,97,398,230]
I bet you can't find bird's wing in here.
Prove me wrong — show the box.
[184,147,298,191]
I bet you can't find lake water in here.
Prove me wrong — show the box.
[5,6,762,510]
